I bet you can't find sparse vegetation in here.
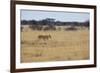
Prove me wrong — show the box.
[21,18,89,31]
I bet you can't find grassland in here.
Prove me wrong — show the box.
[21,27,89,63]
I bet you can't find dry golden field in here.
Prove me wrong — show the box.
[21,27,89,63]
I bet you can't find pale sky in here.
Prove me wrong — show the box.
[21,10,90,22]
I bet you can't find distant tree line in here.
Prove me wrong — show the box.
[21,18,89,26]
[21,18,89,31]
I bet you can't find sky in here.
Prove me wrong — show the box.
[21,10,90,22]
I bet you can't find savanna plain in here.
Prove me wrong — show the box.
[21,26,89,63]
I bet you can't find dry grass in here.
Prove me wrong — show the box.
[21,27,89,63]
